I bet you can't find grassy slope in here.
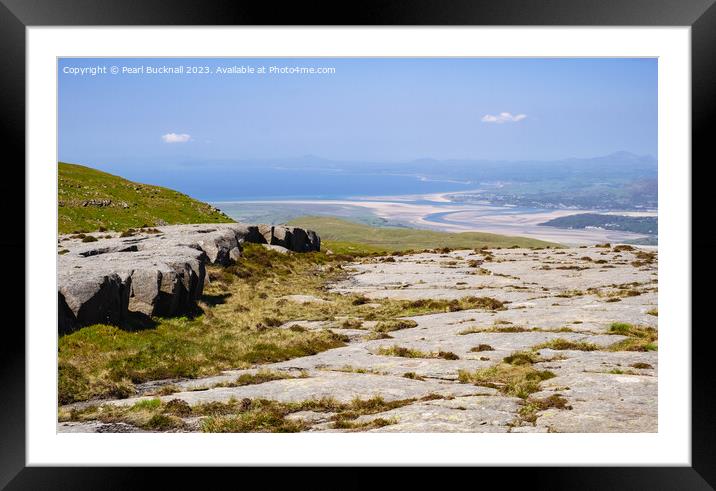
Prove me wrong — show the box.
[288,216,560,252]
[58,162,233,233]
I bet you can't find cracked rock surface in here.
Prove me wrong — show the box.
[59,245,657,433]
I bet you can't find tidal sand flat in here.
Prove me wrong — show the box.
[216,196,653,245]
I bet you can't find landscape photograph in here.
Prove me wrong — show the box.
[57,57,658,433]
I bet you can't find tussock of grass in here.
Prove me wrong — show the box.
[403,372,425,381]
[330,417,397,430]
[555,290,585,298]
[517,394,572,424]
[150,385,182,397]
[606,323,658,352]
[131,398,161,411]
[377,345,459,360]
[145,413,185,431]
[59,398,186,431]
[201,410,306,433]
[490,326,531,333]
[533,338,599,351]
[552,327,577,333]
[333,365,386,375]
[646,308,658,317]
[469,344,494,352]
[458,364,556,399]
[402,296,505,313]
[459,326,529,335]
[437,351,460,360]
[376,346,430,358]
[163,399,192,416]
[609,322,634,335]
[341,319,364,329]
[612,245,635,252]
[503,351,542,365]
[459,325,573,335]
[374,319,418,333]
[366,332,393,340]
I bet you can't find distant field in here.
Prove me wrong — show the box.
[288,216,560,252]
[58,162,233,234]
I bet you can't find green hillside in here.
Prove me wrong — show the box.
[287,216,560,253]
[58,162,234,234]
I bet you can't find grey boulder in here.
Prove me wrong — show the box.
[57,222,320,333]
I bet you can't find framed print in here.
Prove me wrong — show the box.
[2,0,715,488]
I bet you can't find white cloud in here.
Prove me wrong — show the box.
[161,132,192,143]
[481,112,527,124]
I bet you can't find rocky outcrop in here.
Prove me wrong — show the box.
[57,223,320,334]
[258,225,321,252]
[58,270,131,329]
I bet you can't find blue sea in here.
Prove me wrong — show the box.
[135,165,474,202]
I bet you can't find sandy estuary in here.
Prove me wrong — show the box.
[215,192,656,246]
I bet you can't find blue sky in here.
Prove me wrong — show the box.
[59,57,656,169]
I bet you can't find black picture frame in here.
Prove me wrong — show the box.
[2,0,714,488]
